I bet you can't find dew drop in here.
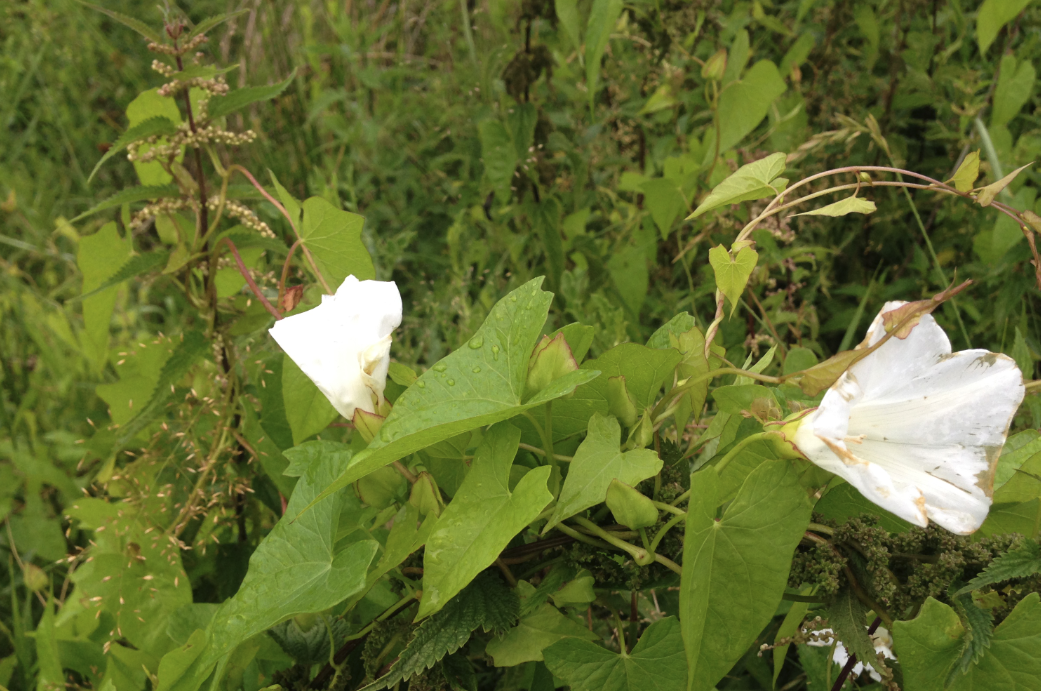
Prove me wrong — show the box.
[472,366,481,373]
[417,381,426,388]
[510,295,517,302]
[491,345,500,361]
[447,379,456,386]
[468,335,484,349]
[433,363,447,372]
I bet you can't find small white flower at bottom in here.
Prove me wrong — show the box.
[806,626,896,682]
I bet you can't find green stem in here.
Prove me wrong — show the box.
[714,432,781,476]
[651,501,685,516]
[572,517,652,565]
[649,513,685,553]
[654,554,682,575]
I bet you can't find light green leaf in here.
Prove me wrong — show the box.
[585,0,624,109]
[977,0,1034,54]
[995,431,1041,489]
[976,163,1032,207]
[711,384,776,415]
[71,250,170,302]
[35,600,63,691]
[792,195,876,218]
[555,0,583,58]
[125,89,183,186]
[709,245,758,317]
[208,71,295,120]
[300,196,374,287]
[544,414,662,532]
[313,278,600,507]
[89,116,180,182]
[993,54,1037,128]
[187,9,250,39]
[75,0,164,42]
[77,223,131,372]
[638,83,678,115]
[282,355,340,445]
[607,244,649,315]
[948,150,982,192]
[419,424,552,619]
[689,152,787,219]
[543,617,687,691]
[1012,327,1034,380]
[716,61,787,153]
[894,593,1041,691]
[681,462,812,691]
[606,479,659,530]
[200,449,379,669]
[487,604,598,666]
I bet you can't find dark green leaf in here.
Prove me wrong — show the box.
[69,250,170,303]
[958,538,1041,595]
[826,586,881,677]
[207,70,296,120]
[88,116,180,182]
[71,185,181,223]
[486,603,598,667]
[75,1,163,43]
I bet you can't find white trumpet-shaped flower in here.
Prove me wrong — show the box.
[807,626,896,682]
[790,301,1024,534]
[269,275,402,420]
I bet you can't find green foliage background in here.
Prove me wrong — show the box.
[3,1,1041,690]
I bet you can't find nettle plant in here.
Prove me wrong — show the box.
[54,7,1041,691]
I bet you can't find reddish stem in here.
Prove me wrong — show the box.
[217,237,282,320]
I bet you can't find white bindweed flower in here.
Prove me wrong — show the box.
[790,301,1024,534]
[807,626,896,682]
[269,275,402,420]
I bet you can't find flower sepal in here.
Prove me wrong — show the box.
[763,408,815,461]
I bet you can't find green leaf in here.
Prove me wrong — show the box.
[207,71,296,120]
[299,195,374,286]
[77,223,132,371]
[486,604,598,666]
[370,574,518,690]
[641,178,687,239]
[976,163,1032,207]
[125,89,183,186]
[71,184,180,222]
[680,461,812,691]
[993,55,1037,128]
[792,195,876,217]
[544,414,662,532]
[282,354,340,445]
[958,538,1041,595]
[689,152,787,219]
[34,600,63,691]
[1012,327,1034,380]
[977,0,1034,54]
[89,116,180,182]
[187,9,250,39]
[711,384,776,415]
[479,119,518,202]
[75,0,163,43]
[826,586,881,677]
[200,449,379,669]
[543,617,687,691]
[952,592,995,676]
[70,250,170,302]
[313,278,600,508]
[948,150,982,192]
[584,0,624,109]
[773,594,811,687]
[995,431,1041,489]
[715,61,787,153]
[555,0,583,57]
[708,245,758,317]
[606,479,659,530]
[894,593,1041,691]
[419,424,552,619]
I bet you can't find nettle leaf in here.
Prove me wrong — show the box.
[419,424,553,619]
[689,152,787,219]
[894,593,1041,691]
[681,461,812,691]
[300,195,374,286]
[826,586,882,677]
[76,0,163,42]
[952,592,995,675]
[207,70,295,120]
[958,538,1041,595]
[71,250,170,302]
[89,116,180,182]
[313,278,599,507]
[486,603,598,667]
[71,184,180,222]
[543,414,662,532]
[198,449,379,670]
[709,245,758,317]
[369,574,519,690]
[543,617,686,691]
[187,9,250,39]
[792,195,876,218]
[948,150,982,192]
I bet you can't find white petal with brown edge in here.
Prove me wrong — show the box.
[792,301,1024,534]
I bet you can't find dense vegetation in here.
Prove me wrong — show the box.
[3,1,1041,690]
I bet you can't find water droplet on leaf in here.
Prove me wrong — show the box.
[433,363,447,372]
[469,336,484,349]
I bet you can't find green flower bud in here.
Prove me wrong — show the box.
[606,375,638,428]
[702,48,727,81]
[525,333,579,398]
[409,472,443,517]
[24,564,49,593]
[355,465,407,509]
[606,479,659,529]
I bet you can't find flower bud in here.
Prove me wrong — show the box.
[525,334,579,398]
[355,465,407,509]
[23,564,48,593]
[606,479,659,529]
[606,375,638,428]
[702,49,727,81]
[409,472,443,517]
